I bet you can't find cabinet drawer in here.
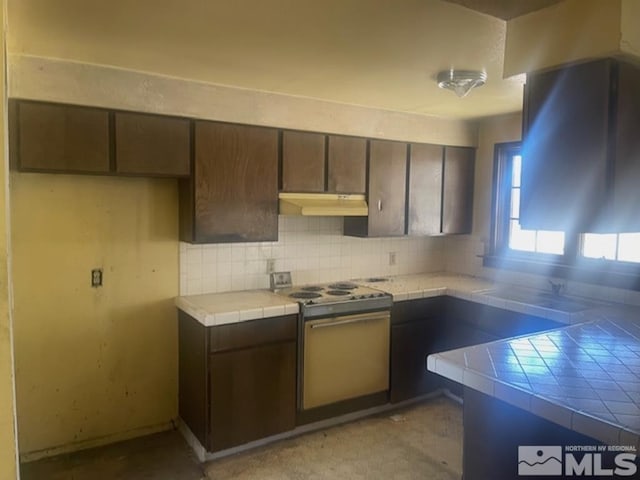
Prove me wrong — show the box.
[209,314,297,353]
[391,297,446,325]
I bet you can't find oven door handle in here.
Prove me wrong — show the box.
[309,312,389,329]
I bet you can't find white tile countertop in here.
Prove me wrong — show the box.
[175,273,496,327]
[427,318,640,448]
[175,290,299,326]
[176,271,640,327]
[355,273,494,301]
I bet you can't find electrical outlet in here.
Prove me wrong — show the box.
[389,252,396,266]
[266,258,276,274]
[91,268,103,288]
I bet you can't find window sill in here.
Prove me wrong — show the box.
[482,254,640,292]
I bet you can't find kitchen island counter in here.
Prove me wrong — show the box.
[428,316,640,448]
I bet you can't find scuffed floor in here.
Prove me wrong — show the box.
[21,396,462,480]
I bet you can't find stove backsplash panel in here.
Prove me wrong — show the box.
[180,216,446,295]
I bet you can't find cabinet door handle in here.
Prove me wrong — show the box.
[377,199,382,212]
[309,313,389,329]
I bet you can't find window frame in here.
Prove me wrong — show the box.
[484,142,640,291]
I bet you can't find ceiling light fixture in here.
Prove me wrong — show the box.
[437,70,487,98]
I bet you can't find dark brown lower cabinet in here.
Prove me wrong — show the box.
[209,341,296,451]
[179,311,297,452]
[390,297,446,403]
[390,297,562,403]
[463,388,600,480]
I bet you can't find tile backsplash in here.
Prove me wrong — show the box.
[180,216,446,295]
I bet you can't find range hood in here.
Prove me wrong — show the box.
[279,193,368,216]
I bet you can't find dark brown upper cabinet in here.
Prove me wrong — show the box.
[344,139,407,237]
[281,131,325,192]
[10,100,191,178]
[408,143,443,235]
[281,131,367,194]
[11,101,110,174]
[407,143,474,236]
[114,112,190,177]
[179,121,279,243]
[327,135,366,194]
[520,58,640,233]
[442,146,474,234]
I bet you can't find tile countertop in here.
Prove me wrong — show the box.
[176,271,640,328]
[355,273,494,302]
[175,273,495,327]
[175,290,299,327]
[428,318,640,448]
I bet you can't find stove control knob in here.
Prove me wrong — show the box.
[350,296,356,300]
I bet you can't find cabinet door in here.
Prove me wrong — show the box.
[520,60,611,232]
[327,135,366,193]
[442,146,474,234]
[15,101,110,173]
[182,122,278,243]
[408,143,443,235]
[115,112,190,177]
[609,61,640,232]
[282,131,325,192]
[391,321,442,403]
[368,140,407,236]
[208,341,296,452]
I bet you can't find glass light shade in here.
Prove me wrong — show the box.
[437,70,487,97]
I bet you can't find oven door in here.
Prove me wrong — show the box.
[303,311,390,410]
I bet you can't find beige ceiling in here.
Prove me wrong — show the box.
[7,0,544,119]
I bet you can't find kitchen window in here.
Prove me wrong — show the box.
[505,153,565,255]
[486,142,640,290]
[581,233,640,263]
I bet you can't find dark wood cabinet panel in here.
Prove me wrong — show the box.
[179,312,298,453]
[442,146,474,234]
[208,341,296,451]
[390,297,447,403]
[463,388,600,480]
[609,61,640,232]
[391,297,562,403]
[521,59,611,232]
[180,121,279,243]
[327,135,366,194]
[208,314,296,353]
[408,143,443,235]
[14,101,110,173]
[115,112,190,177]
[517,59,640,232]
[369,140,407,236]
[282,131,325,192]
[178,312,209,448]
[344,139,407,237]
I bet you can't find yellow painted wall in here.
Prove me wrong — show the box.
[11,173,178,458]
[504,0,622,77]
[445,112,522,275]
[621,0,640,57]
[0,0,19,474]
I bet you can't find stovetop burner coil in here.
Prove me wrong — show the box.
[327,282,358,290]
[290,292,322,299]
